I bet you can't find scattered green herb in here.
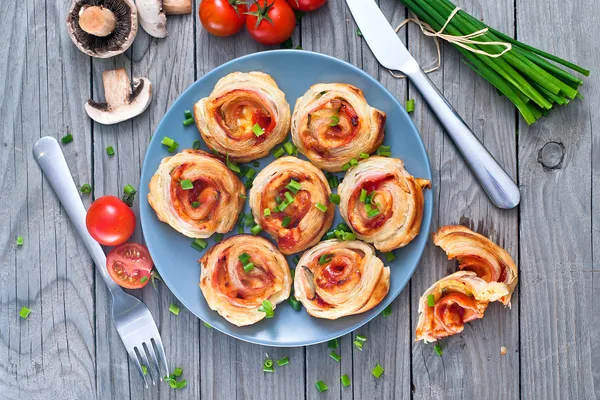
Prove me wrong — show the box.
[169,303,180,316]
[19,306,31,319]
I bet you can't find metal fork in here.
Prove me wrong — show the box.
[33,136,168,387]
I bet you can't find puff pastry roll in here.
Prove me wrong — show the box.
[291,83,385,172]
[415,271,510,343]
[338,156,431,252]
[148,150,245,238]
[433,225,518,306]
[193,72,291,163]
[199,235,292,326]
[293,240,390,319]
[249,157,334,255]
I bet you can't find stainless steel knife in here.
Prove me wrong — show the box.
[345,0,520,209]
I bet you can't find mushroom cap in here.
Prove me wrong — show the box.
[85,76,152,125]
[136,0,168,38]
[66,0,138,58]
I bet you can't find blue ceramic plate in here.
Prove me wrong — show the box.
[140,50,432,347]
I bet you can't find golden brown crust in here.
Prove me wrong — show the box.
[148,150,244,238]
[291,83,385,172]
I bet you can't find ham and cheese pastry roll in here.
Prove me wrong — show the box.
[249,157,334,255]
[148,150,244,238]
[338,156,431,252]
[291,83,385,172]
[199,235,292,327]
[433,225,518,306]
[415,271,510,343]
[293,240,390,319]
[194,71,291,162]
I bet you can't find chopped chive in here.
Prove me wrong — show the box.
[292,255,300,265]
[341,375,351,387]
[283,141,295,155]
[286,179,302,193]
[252,161,260,167]
[276,357,289,367]
[180,179,193,190]
[342,163,351,171]
[203,321,212,328]
[376,145,391,157]
[316,381,328,393]
[360,189,367,203]
[191,238,208,251]
[359,152,369,159]
[238,226,244,234]
[273,147,285,158]
[382,304,392,317]
[337,223,351,232]
[80,183,92,194]
[168,141,179,153]
[329,115,340,126]
[245,168,256,179]
[326,172,339,188]
[323,231,336,240]
[238,252,251,264]
[349,158,358,166]
[239,193,247,199]
[244,214,255,227]
[342,232,356,241]
[315,202,328,212]
[258,299,274,318]
[214,233,223,243]
[383,251,396,262]
[162,136,175,147]
[319,254,332,264]
[277,200,290,212]
[356,27,363,36]
[16,236,24,246]
[140,276,148,284]
[406,99,415,113]
[353,339,363,351]
[263,208,271,217]
[365,203,373,213]
[19,306,31,319]
[371,364,384,378]
[355,334,367,342]
[243,262,255,272]
[367,208,381,218]
[226,155,240,173]
[327,338,339,349]
[281,216,291,228]
[106,146,115,156]
[252,123,264,137]
[192,140,201,150]
[329,194,341,205]
[61,133,73,144]
[434,343,443,356]
[427,294,435,307]
[330,351,341,362]
[250,224,262,235]
[169,303,180,316]
[184,110,192,119]
[275,196,283,204]
[263,359,274,372]
[191,201,200,208]
[284,191,294,203]
[141,365,148,375]
[183,117,194,126]
[173,367,183,377]
[288,295,302,311]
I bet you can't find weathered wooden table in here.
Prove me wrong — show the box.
[2,0,598,398]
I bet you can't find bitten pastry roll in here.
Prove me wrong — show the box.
[433,225,518,306]
[148,150,245,238]
[415,271,510,343]
[338,156,431,252]
[291,83,385,172]
[199,235,292,326]
[293,240,390,319]
[194,71,291,163]
[249,157,334,255]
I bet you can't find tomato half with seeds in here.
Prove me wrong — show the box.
[106,243,153,289]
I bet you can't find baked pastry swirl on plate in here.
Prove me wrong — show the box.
[338,156,431,252]
[415,271,509,343]
[293,240,390,319]
[433,225,518,306]
[249,157,334,255]
[194,72,291,162]
[291,83,385,172]
[199,235,292,326]
[148,150,244,238]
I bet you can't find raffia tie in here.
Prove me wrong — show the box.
[389,8,512,79]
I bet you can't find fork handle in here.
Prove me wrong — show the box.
[407,68,520,209]
[33,136,121,294]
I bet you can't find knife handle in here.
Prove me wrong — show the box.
[407,67,520,209]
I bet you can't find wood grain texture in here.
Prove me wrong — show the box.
[516,0,598,398]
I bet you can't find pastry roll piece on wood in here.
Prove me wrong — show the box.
[293,240,390,319]
[249,157,335,255]
[415,271,510,343]
[148,150,245,238]
[433,225,518,306]
[199,235,292,327]
[291,83,385,172]
[194,71,291,162]
[338,156,431,252]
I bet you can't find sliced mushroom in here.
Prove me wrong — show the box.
[136,0,192,38]
[85,69,152,125]
[66,0,138,58]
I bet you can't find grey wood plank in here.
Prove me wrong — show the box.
[0,0,96,399]
[516,0,598,398]
[406,0,519,398]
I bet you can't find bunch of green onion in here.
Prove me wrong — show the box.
[399,0,589,124]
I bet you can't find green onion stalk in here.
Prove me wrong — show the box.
[398,0,589,124]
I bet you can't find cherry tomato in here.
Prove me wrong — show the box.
[199,0,247,37]
[106,243,153,289]
[86,195,136,246]
[286,0,326,12]
[246,0,296,45]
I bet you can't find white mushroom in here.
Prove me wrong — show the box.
[136,0,192,38]
[85,69,152,125]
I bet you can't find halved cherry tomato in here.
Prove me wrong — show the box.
[246,0,296,45]
[106,243,153,289]
[199,0,247,37]
[86,195,136,246]
[286,0,326,12]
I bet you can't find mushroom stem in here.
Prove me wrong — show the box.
[163,0,192,15]
[78,6,116,37]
